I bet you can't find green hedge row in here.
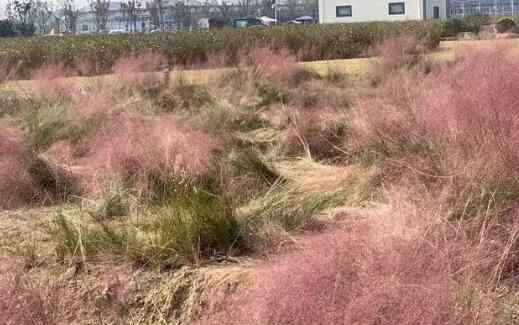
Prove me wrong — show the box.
[0,21,441,78]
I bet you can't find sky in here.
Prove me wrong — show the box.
[0,0,6,18]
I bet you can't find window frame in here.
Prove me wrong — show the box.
[388,2,406,15]
[336,5,352,17]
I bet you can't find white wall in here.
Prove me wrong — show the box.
[319,0,424,23]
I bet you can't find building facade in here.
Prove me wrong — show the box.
[449,0,519,17]
[75,1,153,34]
[318,0,448,23]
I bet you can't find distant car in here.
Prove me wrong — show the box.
[150,29,161,33]
[232,17,265,28]
[294,16,315,24]
[108,29,127,35]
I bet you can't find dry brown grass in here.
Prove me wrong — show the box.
[0,258,59,325]
[0,124,38,210]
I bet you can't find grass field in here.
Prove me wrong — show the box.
[2,37,519,325]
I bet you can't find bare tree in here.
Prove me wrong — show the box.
[61,0,79,33]
[155,0,165,30]
[120,1,129,31]
[32,0,52,34]
[149,2,159,29]
[301,0,317,18]
[237,0,253,16]
[212,0,232,23]
[6,0,36,35]
[89,0,110,32]
[7,0,33,25]
[285,0,298,20]
[149,0,164,31]
[174,1,191,30]
[261,0,274,17]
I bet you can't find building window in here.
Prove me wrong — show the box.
[336,5,352,17]
[389,2,405,15]
[82,24,89,31]
[433,6,440,19]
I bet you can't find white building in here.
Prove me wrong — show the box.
[319,0,448,24]
[75,1,156,34]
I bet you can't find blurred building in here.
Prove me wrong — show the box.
[449,0,519,17]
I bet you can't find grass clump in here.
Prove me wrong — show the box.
[24,102,95,152]
[52,187,242,269]
[239,160,376,250]
[0,90,34,118]
[156,78,214,112]
[25,104,71,152]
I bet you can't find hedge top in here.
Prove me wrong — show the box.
[0,21,441,78]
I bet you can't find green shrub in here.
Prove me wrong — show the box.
[463,15,489,34]
[441,18,465,37]
[496,17,516,33]
[0,21,441,79]
[441,15,489,37]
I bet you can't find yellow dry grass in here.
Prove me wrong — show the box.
[273,159,379,207]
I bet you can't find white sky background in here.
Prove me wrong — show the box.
[0,0,7,18]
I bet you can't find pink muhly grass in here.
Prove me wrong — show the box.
[0,259,58,325]
[205,225,459,325]
[112,51,169,90]
[31,63,75,80]
[0,60,19,82]
[113,51,168,75]
[68,112,220,197]
[240,47,311,86]
[112,51,168,88]
[0,125,37,210]
[368,36,426,83]
[70,88,115,122]
[371,35,424,60]
[350,46,519,177]
[415,46,519,193]
[29,63,79,99]
[421,47,519,151]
